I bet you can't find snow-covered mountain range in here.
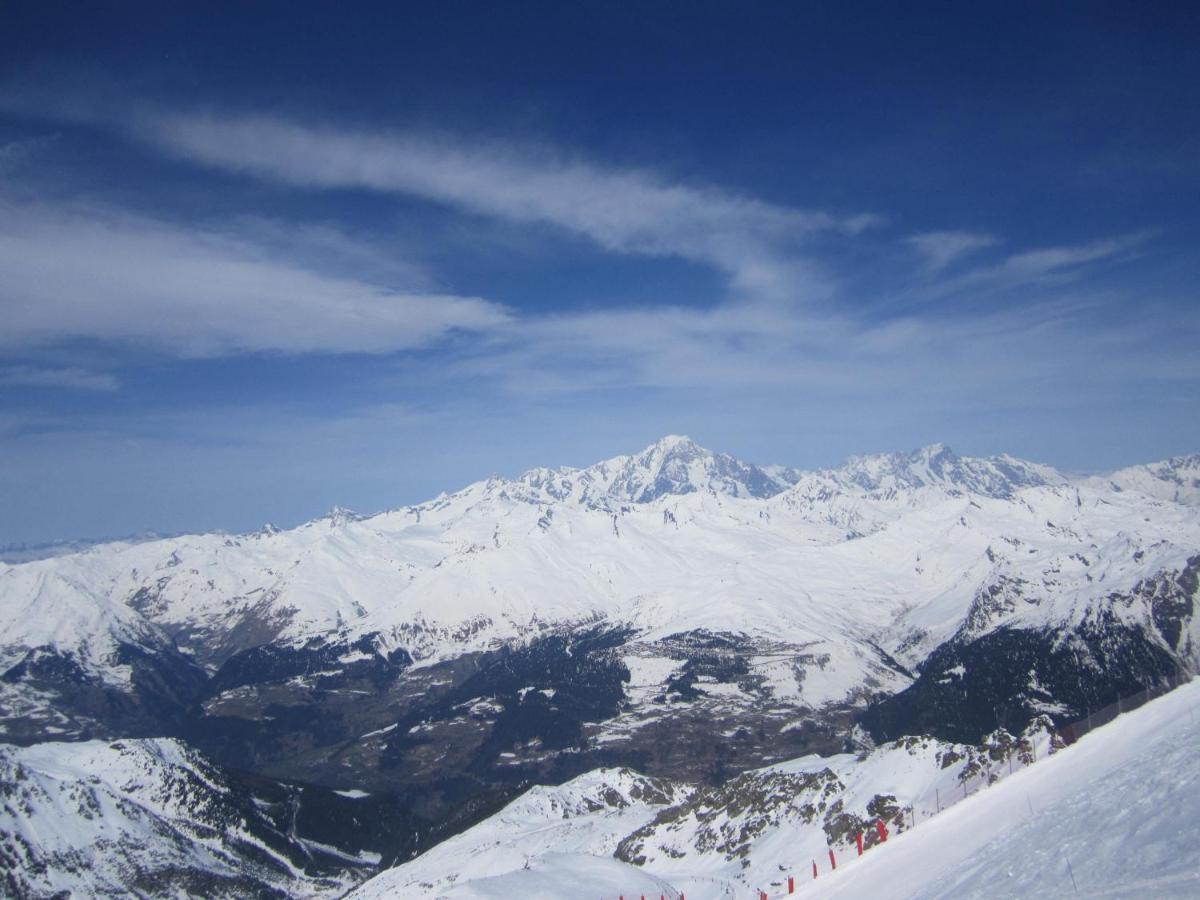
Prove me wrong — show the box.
[0,436,1197,894]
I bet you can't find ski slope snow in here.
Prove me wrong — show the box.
[806,676,1200,899]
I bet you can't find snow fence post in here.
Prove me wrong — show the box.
[812,860,818,879]
[828,848,837,870]
[856,832,863,856]
[788,874,795,893]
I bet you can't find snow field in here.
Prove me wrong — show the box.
[804,677,1200,899]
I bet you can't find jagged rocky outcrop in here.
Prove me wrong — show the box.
[612,717,1058,883]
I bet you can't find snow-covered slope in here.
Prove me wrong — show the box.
[0,564,185,681]
[774,443,1064,535]
[613,720,1057,888]
[806,676,1200,899]
[411,853,681,900]
[347,767,690,898]
[346,717,1059,897]
[0,737,367,898]
[518,434,802,506]
[0,565,206,742]
[348,679,1198,899]
[1087,453,1200,507]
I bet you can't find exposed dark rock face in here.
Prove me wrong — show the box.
[1137,555,1199,656]
[0,642,208,745]
[864,620,1184,744]
[208,632,413,695]
[617,767,842,868]
[865,558,1199,744]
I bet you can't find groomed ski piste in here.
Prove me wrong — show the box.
[803,676,1200,899]
[350,676,1200,899]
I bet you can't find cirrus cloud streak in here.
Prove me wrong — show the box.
[0,197,509,357]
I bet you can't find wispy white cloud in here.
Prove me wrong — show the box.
[443,288,1194,403]
[130,112,878,303]
[0,90,1176,403]
[0,134,59,174]
[905,230,999,271]
[0,197,510,356]
[874,233,1154,316]
[925,233,1152,300]
[0,87,885,303]
[0,366,119,391]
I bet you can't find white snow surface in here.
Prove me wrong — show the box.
[806,676,1200,899]
[347,767,689,898]
[1087,453,1200,507]
[427,853,680,900]
[1,438,1197,705]
[0,737,353,897]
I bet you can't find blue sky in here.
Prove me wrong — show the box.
[1,1,1197,545]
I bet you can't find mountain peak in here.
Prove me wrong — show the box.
[630,434,706,466]
[820,444,1061,500]
[598,436,794,503]
[650,434,699,452]
[911,442,956,461]
[511,436,796,506]
[324,505,364,526]
[1091,453,1200,506]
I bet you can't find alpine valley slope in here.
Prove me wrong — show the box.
[347,717,1061,898]
[347,676,1200,899]
[0,438,1198,874]
[0,736,371,898]
[805,674,1200,900]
